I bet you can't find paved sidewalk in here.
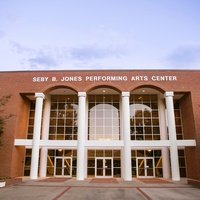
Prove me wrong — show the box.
[0,178,200,200]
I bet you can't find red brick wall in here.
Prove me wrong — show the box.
[1,70,200,95]
[10,96,29,177]
[0,70,200,180]
[0,95,17,177]
[180,93,200,181]
[186,91,200,184]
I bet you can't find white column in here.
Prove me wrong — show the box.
[158,95,170,179]
[30,93,45,179]
[84,98,88,178]
[77,92,86,180]
[119,97,124,178]
[165,92,180,181]
[39,95,51,177]
[122,92,132,181]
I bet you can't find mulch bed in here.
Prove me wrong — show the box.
[4,178,22,186]
[137,178,171,184]
[38,178,71,182]
[90,178,118,183]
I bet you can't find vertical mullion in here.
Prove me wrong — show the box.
[64,97,66,140]
[95,95,97,140]
[103,96,105,139]
[56,98,58,140]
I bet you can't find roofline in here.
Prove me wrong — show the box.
[0,69,200,73]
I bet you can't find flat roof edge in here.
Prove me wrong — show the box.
[0,69,200,73]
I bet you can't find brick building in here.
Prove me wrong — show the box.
[0,70,199,185]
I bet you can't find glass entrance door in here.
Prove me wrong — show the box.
[54,157,72,177]
[136,157,155,177]
[95,158,113,178]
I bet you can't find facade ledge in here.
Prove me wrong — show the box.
[15,139,32,146]
[176,139,196,147]
[85,140,124,148]
[129,139,196,149]
[14,139,196,148]
[14,139,77,148]
[130,140,171,148]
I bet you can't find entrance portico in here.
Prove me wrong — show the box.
[15,87,196,181]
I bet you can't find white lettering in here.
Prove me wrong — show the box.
[32,77,49,82]
[151,76,177,81]
[85,76,127,81]
[131,76,148,81]
[52,77,57,82]
[31,74,178,83]
[60,76,82,82]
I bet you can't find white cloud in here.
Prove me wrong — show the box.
[8,33,130,70]
[70,44,125,61]
[10,41,35,54]
[0,30,5,38]
[166,44,200,68]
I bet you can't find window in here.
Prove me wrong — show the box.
[131,150,163,177]
[88,95,120,140]
[87,150,121,177]
[178,149,186,177]
[27,101,35,139]
[49,95,78,140]
[24,149,32,176]
[130,95,160,140]
[174,102,184,140]
[47,149,77,177]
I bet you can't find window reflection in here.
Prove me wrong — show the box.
[130,95,160,141]
[49,95,78,140]
[174,103,184,140]
[88,95,120,140]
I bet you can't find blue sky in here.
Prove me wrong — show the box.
[0,0,200,71]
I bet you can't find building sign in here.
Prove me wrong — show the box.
[32,75,177,83]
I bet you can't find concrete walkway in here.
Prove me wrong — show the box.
[0,178,200,200]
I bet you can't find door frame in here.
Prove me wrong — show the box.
[54,156,72,177]
[136,157,155,178]
[95,157,113,178]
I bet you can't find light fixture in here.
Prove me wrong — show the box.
[58,149,63,152]
[142,90,145,93]
[147,149,152,152]
[102,90,106,93]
